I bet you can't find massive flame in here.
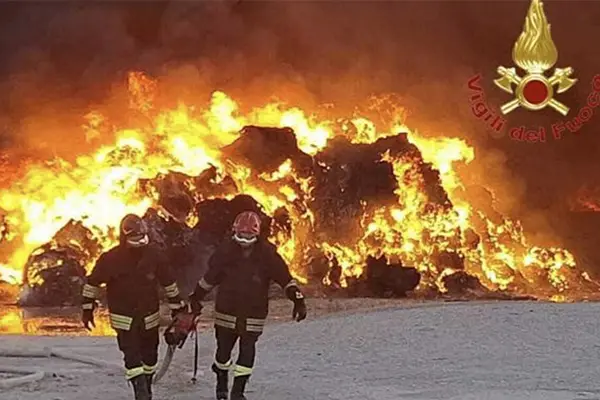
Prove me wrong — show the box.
[0,71,589,298]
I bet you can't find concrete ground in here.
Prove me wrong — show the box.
[3,301,600,400]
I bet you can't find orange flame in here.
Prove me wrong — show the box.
[0,72,587,298]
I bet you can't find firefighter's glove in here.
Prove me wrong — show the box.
[290,288,307,322]
[285,285,307,322]
[189,295,203,317]
[292,298,307,322]
[170,301,188,318]
[82,308,95,331]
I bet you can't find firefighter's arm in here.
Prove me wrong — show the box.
[81,254,110,330]
[155,252,186,313]
[268,247,307,321]
[268,247,303,300]
[82,254,111,310]
[189,245,228,303]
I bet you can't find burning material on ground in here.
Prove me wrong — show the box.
[0,71,595,307]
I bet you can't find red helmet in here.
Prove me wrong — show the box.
[232,211,261,246]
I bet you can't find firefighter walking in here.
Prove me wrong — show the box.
[81,214,186,400]
[189,210,308,400]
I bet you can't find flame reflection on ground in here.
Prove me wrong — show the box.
[0,305,115,336]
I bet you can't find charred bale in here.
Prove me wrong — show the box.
[311,137,399,242]
[222,126,314,175]
[433,250,465,271]
[18,246,87,307]
[52,220,103,265]
[417,160,452,207]
[140,172,195,222]
[192,166,239,200]
[368,134,415,157]
[441,270,486,295]
[143,208,170,249]
[16,220,105,307]
[315,136,400,204]
[143,208,201,291]
[194,198,234,242]
[363,256,421,297]
[371,135,451,208]
[304,249,331,282]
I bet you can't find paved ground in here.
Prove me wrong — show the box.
[3,301,600,400]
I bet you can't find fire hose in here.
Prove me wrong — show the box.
[0,346,122,389]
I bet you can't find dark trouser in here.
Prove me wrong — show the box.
[213,326,261,378]
[116,320,160,380]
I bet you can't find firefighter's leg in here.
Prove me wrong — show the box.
[213,326,239,400]
[140,326,159,400]
[230,332,260,400]
[116,326,150,400]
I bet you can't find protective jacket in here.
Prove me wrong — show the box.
[82,244,183,332]
[192,238,300,333]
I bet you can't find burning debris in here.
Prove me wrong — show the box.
[0,71,595,307]
[18,246,87,307]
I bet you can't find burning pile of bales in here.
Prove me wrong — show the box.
[15,126,442,306]
[0,75,594,306]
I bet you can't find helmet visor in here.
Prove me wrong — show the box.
[126,233,149,247]
[233,232,257,246]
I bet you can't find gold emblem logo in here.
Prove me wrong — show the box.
[494,0,577,116]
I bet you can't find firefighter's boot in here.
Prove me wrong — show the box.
[230,375,249,400]
[130,375,151,400]
[212,363,229,400]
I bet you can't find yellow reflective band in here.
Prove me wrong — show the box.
[246,325,264,333]
[198,278,213,291]
[214,359,232,370]
[215,319,236,330]
[143,363,158,374]
[246,317,265,333]
[246,318,266,333]
[144,312,160,330]
[246,318,265,326]
[126,366,145,380]
[82,284,101,299]
[233,365,253,377]
[145,320,160,330]
[82,302,94,310]
[144,312,160,322]
[109,313,133,331]
[164,283,180,298]
[214,312,236,322]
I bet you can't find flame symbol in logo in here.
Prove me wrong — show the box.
[493,0,577,116]
[512,0,558,74]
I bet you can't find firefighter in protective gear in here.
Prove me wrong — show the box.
[189,211,307,400]
[81,214,186,400]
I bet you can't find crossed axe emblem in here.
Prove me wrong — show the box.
[494,66,577,116]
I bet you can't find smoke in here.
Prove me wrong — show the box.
[1,1,600,253]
